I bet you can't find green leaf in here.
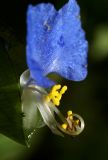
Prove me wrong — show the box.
[0,31,45,146]
[0,36,26,144]
[0,134,26,160]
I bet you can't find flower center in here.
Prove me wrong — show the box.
[45,84,67,106]
[44,84,85,136]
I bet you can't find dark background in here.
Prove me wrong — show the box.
[0,0,108,160]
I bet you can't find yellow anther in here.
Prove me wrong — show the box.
[52,84,61,92]
[45,84,68,106]
[60,86,67,94]
[74,120,79,125]
[67,110,73,120]
[56,94,61,101]
[52,97,60,106]
[67,110,72,116]
[61,123,68,130]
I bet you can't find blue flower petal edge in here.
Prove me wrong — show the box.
[26,0,88,88]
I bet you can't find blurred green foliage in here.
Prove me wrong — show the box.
[0,35,25,144]
[0,0,108,160]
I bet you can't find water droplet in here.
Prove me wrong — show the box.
[26,130,36,148]
[43,21,51,31]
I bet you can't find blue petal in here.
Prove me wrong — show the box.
[48,0,88,81]
[26,3,57,87]
[26,0,88,87]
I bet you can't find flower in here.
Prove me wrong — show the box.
[20,70,85,142]
[20,0,88,144]
[26,0,88,88]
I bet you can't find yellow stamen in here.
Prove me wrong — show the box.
[45,84,67,106]
[74,120,79,126]
[61,123,68,130]
[69,115,73,120]
[60,86,67,94]
[67,110,72,116]
[52,84,61,91]
[52,97,60,106]
[67,110,73,120]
